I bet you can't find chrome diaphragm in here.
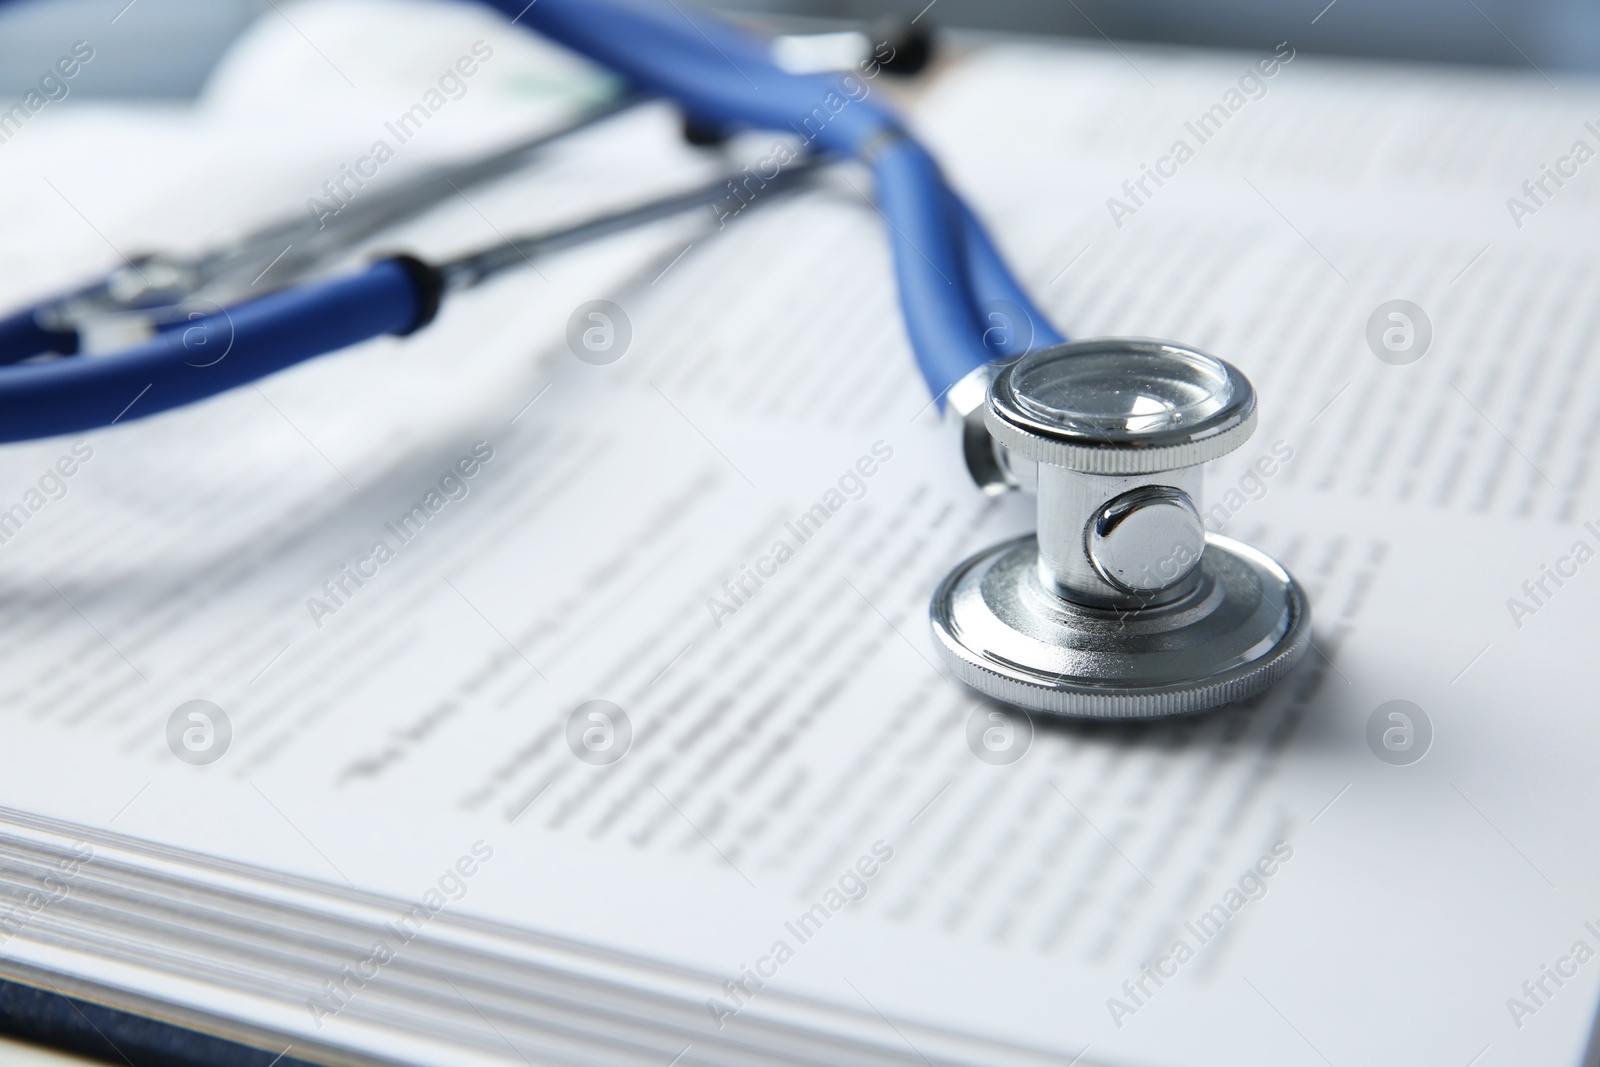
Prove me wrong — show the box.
[931,339,1310,719]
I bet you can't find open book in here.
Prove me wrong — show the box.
[2,4,1599,1065]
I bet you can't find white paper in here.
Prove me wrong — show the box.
[2,18,1600,1067]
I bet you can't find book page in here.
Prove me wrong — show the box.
[2,19,1600,1067]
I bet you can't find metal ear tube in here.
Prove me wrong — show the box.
[931,339,1311,719]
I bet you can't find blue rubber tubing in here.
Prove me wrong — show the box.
[474,0,1064,398]
[0,306,77,365]
[0,259,422,444]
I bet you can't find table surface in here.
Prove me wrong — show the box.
[0,1034,97,1064]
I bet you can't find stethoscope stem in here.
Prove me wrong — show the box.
[438,153,830,293]
[28,93,648,348]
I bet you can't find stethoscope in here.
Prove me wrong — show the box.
[0,0,1308,719]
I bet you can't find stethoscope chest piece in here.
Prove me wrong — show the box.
[930,339,1311,719]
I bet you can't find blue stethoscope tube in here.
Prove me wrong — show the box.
[0,0,1063,443]
[0,260,434,442]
